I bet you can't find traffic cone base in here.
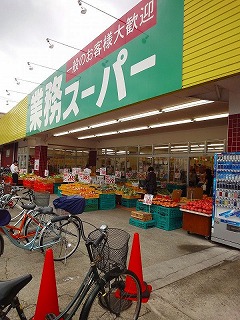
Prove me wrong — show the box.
[126,233,152,303]
[141,283,152,303]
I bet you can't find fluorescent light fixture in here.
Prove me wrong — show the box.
[154,146,169,149]
[95,131,118,137]
[208,147,224,150]
[119,110,160,122]
[171,148,188,152]
[119,126,148,133]
[162,99,213,113]
[69,126,89,133]
[191,144,205,147]
[150,119,192,129]
[194,113,229,121]
[53,131,69,137]
[171,145,188,149]
[78,135,95,140]
[208,143,224,146]
[91,120,118,128]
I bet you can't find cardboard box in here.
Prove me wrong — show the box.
[187,187,203,200]
[131,211,152,221]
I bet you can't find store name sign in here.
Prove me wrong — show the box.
[66,0,157,82]
[26,0,184,136]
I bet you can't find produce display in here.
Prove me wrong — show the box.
[94,184,117,194]
[58,183,99,198]
[115,186,140,198]
[23,175,54,192]
[181,198,213,215]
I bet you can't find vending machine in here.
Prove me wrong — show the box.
[211,152,240,249]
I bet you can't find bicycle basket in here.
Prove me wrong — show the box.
[88,228,130,273]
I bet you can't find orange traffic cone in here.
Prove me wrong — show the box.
[125,232,152,303]
[32,249,61,320]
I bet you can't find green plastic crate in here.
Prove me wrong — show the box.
[84,198,99,212]
[99,194,116,210]
[136,201,149,212]
[152,213,182,231]
[129,217,156,229]
[151,205,182,217]
[121,198,138,208]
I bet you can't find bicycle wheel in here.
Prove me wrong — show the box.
[39,216,81,261]
[23,211,56,241]
[80,269,142,320]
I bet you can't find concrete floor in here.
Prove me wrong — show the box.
[0,193,240,319]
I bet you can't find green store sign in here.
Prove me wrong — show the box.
[26,0,184,135]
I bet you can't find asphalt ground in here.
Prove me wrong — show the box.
[0,192,240,320]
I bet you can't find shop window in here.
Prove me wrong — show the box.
[115,157,126,174]
[138,156,152,173]
[169,157,188,183]
[153,157,168,181]
[96,157,106,173]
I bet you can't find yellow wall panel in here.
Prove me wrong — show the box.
[183,0,240,88]
[0,98,28,145]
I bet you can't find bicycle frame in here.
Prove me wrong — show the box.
[53,264,100,320]
[48,235,118,320]
[0,214,63,252]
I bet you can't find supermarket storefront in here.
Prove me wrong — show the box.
[0,0,240,183]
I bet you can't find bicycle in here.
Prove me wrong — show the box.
[0,216,142,319]
[0,204,82,261]
[0,185,22,209]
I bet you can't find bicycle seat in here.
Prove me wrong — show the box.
[0,274,32,307]
[37,206,54,214]
[0,209,11,226]
[21,203,36,210]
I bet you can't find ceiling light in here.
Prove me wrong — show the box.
[119,126,148,133]
[96,131,118,137]
[154,146,169,149]
[208,143,224,146]
[91,120,118,128]
[119,110,160,122]
[171,145,188,148]
[162,99,213,113]
[53,131,69,137]
[194,113,229,121]
[69,127,89,133]
[78,135,95,140]
[149,119,192,128]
